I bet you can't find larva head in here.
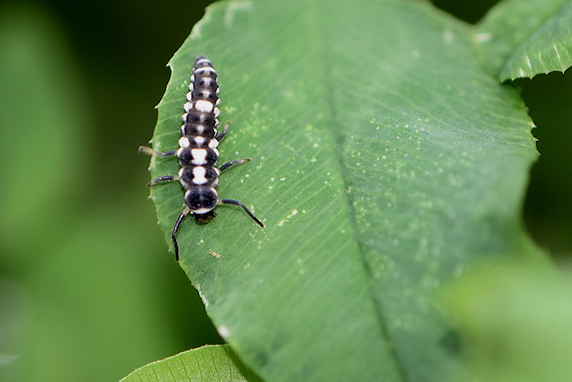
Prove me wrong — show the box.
[184,187,218,214]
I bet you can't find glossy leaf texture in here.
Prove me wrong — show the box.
[144,0,549,381]
[121,345,262,382]
[476,0,572,80]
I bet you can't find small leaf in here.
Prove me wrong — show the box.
[476,0,572,80]
[120,345,262,382]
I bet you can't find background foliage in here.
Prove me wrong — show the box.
[0,0,571,381]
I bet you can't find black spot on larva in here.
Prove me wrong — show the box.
[181,123,216,138]
[184,111,218,127]
[196,77,217,92]
[193,89,218,104]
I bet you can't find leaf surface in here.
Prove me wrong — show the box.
[121,345,262,382]
[145,0,546,380]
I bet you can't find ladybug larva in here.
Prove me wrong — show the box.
[140,55,263,261]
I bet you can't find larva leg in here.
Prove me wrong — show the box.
[219,158,250,172]
[172,206,191,261]
[215,121,230,141]
[147,174,180,187]
[139,146,177,157]
[219,199,264,228]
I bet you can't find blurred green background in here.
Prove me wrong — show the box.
[0,0,569,381]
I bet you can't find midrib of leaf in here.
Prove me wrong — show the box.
[305,0,409,379]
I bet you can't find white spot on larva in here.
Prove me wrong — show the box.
[194,206,215,214]
[183,102,193,112]
[191,148,208,165]
[188,83,193,92]
[186,92,193,102]
[218,325,230,339]
[179,136,190,148]
[195,100,214,113]
[208,139,219,149]
[194,124,205,135]
[181,114,188,123]
[192,166,208,185]
[193,136,206,146]
[214,107,220,117]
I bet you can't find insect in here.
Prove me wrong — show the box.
[140,54,264,261]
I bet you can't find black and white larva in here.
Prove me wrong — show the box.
[140,55,264,261]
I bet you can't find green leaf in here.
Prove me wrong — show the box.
[120,345,262,382]
[476,0,572,80]
[144,0,547,380]
[443,262,572,382]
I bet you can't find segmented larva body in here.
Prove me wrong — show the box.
[178,56,223,214]
[140,55,264,261]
